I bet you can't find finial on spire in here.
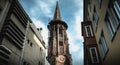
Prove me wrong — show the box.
[53,1,62,20]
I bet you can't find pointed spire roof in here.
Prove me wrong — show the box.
[53,1,62,20]
[48,1,68,29]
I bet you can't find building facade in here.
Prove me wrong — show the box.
[46,2,72,65]
[82,21,102,65]
[82,0,120,65]
[0,0,46,65]
[22,23,46,65]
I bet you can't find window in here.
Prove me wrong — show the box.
[40,47,43,56]
[59,27,63,37]
[87,14,90,21]
[89,47,99,63]
[59,41,64,54]
[0,1,3,15]
[99,31,108,59]
[30,42,33,47]
[85,25,93,37]
[88,0,92,4]
[105,0,120,40]
[59,27,63,41]
[97,0,102,8]
[105,13,115,39]
[59,41,63,46]
[23,61,29,65]
[88,0,92,12]
[38,61,43,65]
[0,6,2,14]
[27,39,30,44]
[93,6,99,30]
[40,47,42,51]
[114,0,120,20]
[23,61,27,65]
[60,46,64,54]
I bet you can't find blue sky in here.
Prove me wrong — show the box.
[19,0,83,65]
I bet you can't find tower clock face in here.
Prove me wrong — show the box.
[58,55,65,63]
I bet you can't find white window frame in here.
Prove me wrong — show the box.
[99,32,109,59]
[93,6,99,29]
[114,0,120,20]
[89,47,99,63]
[108,8,119,31]
[106,20,114,38]
[85,25,93,37]
[105,0,120,40]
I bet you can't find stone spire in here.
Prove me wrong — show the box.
[47,1,72,65]
[53,1,62,20]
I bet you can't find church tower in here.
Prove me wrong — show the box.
[46,1,72,65]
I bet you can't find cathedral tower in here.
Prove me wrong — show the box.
[46,2,72,65]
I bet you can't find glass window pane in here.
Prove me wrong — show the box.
[89,47,99,63]
[85,25,93,37]
[114,1,120,20]
[99,32,109,59]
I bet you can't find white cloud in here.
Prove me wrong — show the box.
[67,0,84,64]
[73,0,83,40]
[75,16,83,40]
[67,0,83,53]
[67,32,80,52]
[36,1,52,17]
[74,0,83,7]
[29,0,57,18]
[67,31,84,65]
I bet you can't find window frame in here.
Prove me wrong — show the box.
[85,25,93,37]
[105,0,120,40]
[113,0,120,21]
[59,27,63,37]
[89,47,99,63]
[88,0,92,12]
[59,41,63,46]
[93,6,99,30]
[99,31,109,59]
[59,41,64,54]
